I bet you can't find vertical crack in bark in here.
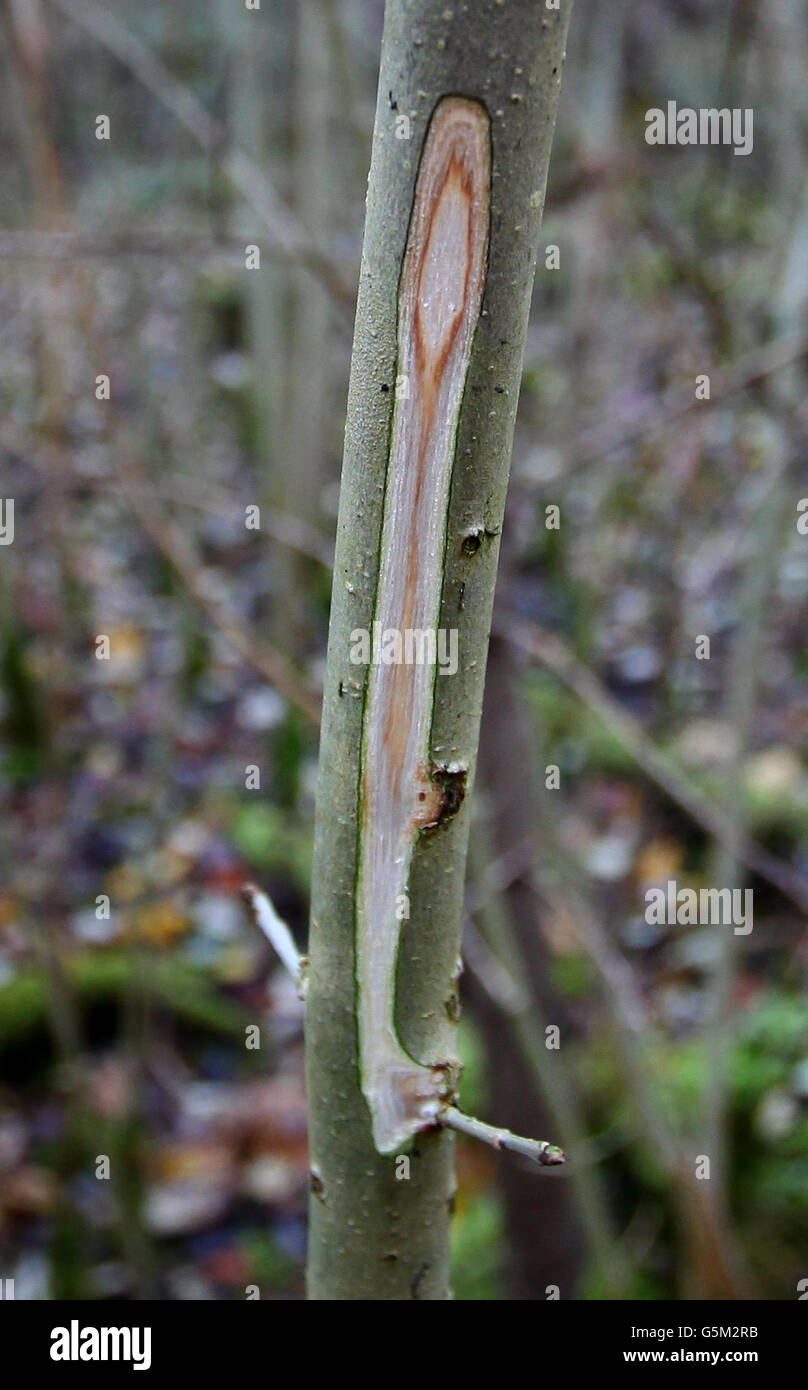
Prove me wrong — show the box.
[356,97,490,1153]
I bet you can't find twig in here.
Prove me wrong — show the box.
[241,883,306,996]
[439,1106,566,1167]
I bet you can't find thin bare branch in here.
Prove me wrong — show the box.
[242,883,307,996]
[440,1107,565,1167]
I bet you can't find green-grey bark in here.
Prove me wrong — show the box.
[306,0,572,1300]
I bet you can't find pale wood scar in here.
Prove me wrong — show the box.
[355,97,490,1153]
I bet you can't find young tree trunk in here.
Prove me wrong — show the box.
[306,0,572,1300]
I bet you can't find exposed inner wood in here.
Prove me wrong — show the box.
[356,97,490,1153]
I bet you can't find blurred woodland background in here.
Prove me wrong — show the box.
[2,0,808,1300]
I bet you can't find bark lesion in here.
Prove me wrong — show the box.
[416,761,467,832]
[354,97,490,1155]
